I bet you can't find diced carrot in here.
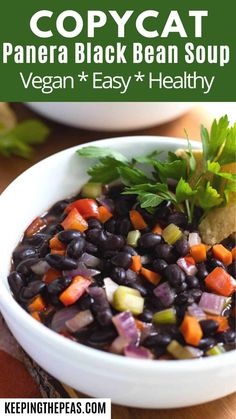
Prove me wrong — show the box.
[31,312,42,323]
[152,224,163,235]
[205,267,236,297]
[190,244,207,263]
[129,210,147,230]
[180,315,203,346]
[25,217,47,237]
[98,205,113,223]
[130,255,142,273]
[232,246,236,261]
[59,275,91,306]
[213,244,232,266]
[28,295,46,313]
[184,255,196,265]
[61,208,88,232]
[43,268,60,284]
[49,234,65,251]
[135,319,145,331]
[141,267,161,286]
[50,249,66,256]
[206,314,229,332]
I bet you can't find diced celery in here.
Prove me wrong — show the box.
[81,182,103,199]
[206,344,226,356]
[127,230,141,247]
[153,308,176,325]
[167,340,202,359]
[163,223,183,245]
[113,286,144,315]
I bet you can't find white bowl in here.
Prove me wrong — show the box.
[27,102,193,131]
[0,136,235,408]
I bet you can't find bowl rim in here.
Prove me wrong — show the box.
[0,135,235,373]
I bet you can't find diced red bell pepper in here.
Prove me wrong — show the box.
[25,217,47,237]
[61,208,88,232]
[205,267,236,297]
[59,275,92,306]
[65,199,99,219]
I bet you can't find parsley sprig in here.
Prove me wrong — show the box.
[77,115,236,223]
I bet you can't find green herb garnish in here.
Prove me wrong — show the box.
[77,115,236,223]
[0,119,50,159]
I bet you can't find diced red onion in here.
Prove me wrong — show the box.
[103,277,119,303]
[51,306,80,332]
[140,255,151,265]
[125,269,138,282]
[153,282,175,307]
[63,263,100,280]
[187,304,206,320]
[31,260,50,275]
[112,311,139,344]
[110,336,130,355]
[177,257,197,276]
[79,253,101,268]
[199,292,226,315]
[185,346,203,358]
[124,345,153,359]
[96,196,114,212]
[188,232,201,247]
[139,323,154,343]
[65,310,94,333]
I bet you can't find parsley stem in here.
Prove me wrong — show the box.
[185,200,192,223]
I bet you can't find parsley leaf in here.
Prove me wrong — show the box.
[118,166,150,186]
[152,159,187,181]
[218,124,236,165]
[88,157,126,183]
[77,146,128,163]
[139,193,165,208]
[197,182,223,210]
[207,160,236,182]
[176,178,196,203]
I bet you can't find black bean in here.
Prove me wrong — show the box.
[16,258,41,275]
[164,264,185,287]
[189,289,202,302]
[88,218,103,230]
[228,262,236,278]
[22,280,46,299]
[49,200,70,216]
[127,280,148,297]
[125,269,138,282]
[115,198,130,216]
[111,267,126,284]
[45,223,63,236]
[196,262,208,280]
[143,334,171,348]
[208,258,226,272]
[85,241,98,254]
[89,287,113,326]
[199,319,219,336]
[186,275,200,289]
[139,309,153,322]
[103,234,125,251]
[167,212,187,228]
[58,229,83,244]
[175,238,190,257]
[152,259,168,274]
[77,294,93,310]
[117,218,131,236]
[8,272,24,295]
[86,228,107,245]
[13,245,38,265]
[175,291,194,305]
[138,233,162,249]
[104,218,116,234]
[88,327,117,345]
[38,242,50,258]
[218,330,236,344]
[154,244,176,263]
[123,245,138,256]
[45,254,77,270]
[47,278,66,295]
[111,252,132,270]
[67,237,86,259]
[154,204,171,222]
[25,233,50,247]
[198,337,215,350]
[175,282,188,293]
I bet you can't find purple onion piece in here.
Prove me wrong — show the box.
[185,346,203,358]
[112,311,139,344]
[187,303,206,320]
[63,262,100,280]
[51,306,80,332]
[79,253,102,268]
[139,323,154,343]
[31,260,50,275]
[124,345,153,359]
[153,282,175,307]
[96,196,115,212]
[65,310,94,333]
[140,255,151,265]
[199,292,226,315]
[177,257,198,276]
[188,232,201,247]
[110,336,130,355]
[103,277,119,303]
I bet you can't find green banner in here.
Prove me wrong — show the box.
[0,0,235,101]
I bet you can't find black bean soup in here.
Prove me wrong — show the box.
[8,182,236,360]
